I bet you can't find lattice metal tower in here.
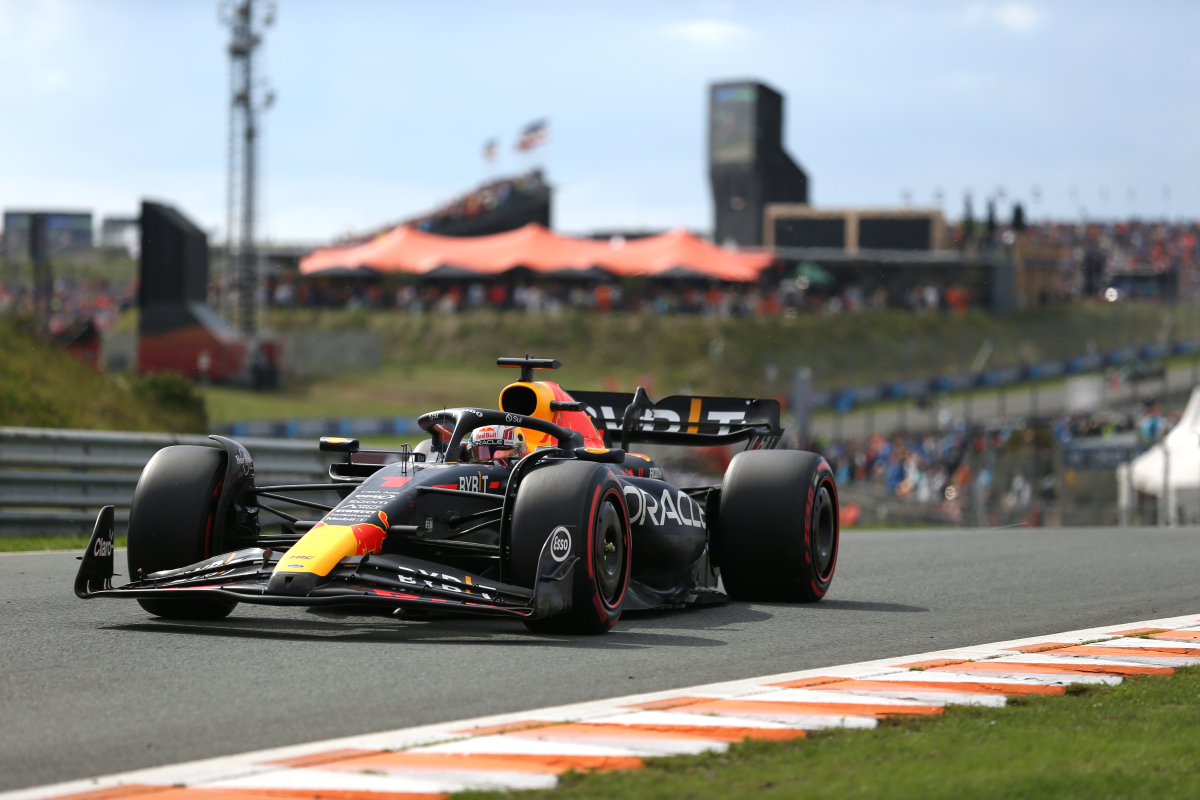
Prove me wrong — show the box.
[222,0,274,337]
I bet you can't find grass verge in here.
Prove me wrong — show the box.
[268,303,1191,400]
[0,316,207,432]
[202,303,1198,424]
[459,666,1200,800]
[0,535,127,553]
[203,363,503,423]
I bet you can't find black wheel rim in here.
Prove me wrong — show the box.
[812,483,836,580]
[594,497,626,605]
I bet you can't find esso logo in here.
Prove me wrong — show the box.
[549,526,571,562]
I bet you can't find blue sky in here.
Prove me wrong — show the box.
[1,1,1197,242]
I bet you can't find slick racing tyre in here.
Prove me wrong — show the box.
[714,450,838,603]
[510,461,630,634]
[127,445,238,620]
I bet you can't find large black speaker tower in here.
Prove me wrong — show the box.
[137,200,248,382]
[139,200,210,335]
[709,81,808,247]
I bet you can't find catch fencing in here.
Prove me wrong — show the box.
[0,427,341,536]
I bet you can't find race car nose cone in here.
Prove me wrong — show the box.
[267,571,320,596]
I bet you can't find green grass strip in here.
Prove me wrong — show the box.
[459,665,1200,800]
[0,535,127,553]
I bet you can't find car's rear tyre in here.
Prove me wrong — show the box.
[127,445,239,620]
[510,461,630,634]
[714,450,838,602]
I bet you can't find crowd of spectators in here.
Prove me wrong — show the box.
[0,278,132,337]
[820,402,1177,525]
[277,277,793,316]
[270,275,973,318]
[287,212,1200,316]
[281,218,1200,317]
[1018,220,1200,299]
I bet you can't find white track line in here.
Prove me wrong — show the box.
[0,548,127,557]
[5,611,1198,800]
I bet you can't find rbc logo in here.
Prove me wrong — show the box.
[549,526,571,562]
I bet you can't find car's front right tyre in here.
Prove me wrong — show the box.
[127,445,238,620]
[509,460,630,634]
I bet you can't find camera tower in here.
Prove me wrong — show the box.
[222,0,275,336]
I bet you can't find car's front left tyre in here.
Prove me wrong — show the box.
[713,450,839,602]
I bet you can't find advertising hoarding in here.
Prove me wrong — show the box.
[710,84,757,165]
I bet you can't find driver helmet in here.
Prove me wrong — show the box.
[466,425,527,463]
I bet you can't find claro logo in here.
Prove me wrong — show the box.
[549,526,572,562]
[93,537,114,557]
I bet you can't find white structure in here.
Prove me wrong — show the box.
[1121,386,1200,525]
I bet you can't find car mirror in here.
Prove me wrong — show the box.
[319,437,360,453]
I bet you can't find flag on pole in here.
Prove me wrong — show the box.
[515,119,548,152]
[483,138,498,162]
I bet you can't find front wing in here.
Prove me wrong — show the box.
[75,507,571,620]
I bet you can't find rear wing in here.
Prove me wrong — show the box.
[565,388,782,451]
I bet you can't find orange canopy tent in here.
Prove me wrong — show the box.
[299,223,772,283]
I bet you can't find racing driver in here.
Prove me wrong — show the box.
[464,425,527,465]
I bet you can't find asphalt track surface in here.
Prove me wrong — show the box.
[2,526,1199,792]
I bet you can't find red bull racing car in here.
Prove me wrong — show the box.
[76,357,839,633]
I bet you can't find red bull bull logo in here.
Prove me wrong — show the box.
[351,511,388,555]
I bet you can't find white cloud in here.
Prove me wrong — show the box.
[664,18,752,48]
[993,2,1042,33]
[966,2,1043,35]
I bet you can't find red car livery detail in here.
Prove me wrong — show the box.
[352,511,388,555]
[547,382,606,449]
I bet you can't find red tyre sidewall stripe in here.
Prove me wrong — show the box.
[803,480,815,567]
[809,459,837,596]
[821,462,840,581]
[203,482,221,559]
[586,484,601,579]
[598,486,630,612]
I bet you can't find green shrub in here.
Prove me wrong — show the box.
[132,372,208,428]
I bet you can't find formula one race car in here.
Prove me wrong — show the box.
[76,357,839,634]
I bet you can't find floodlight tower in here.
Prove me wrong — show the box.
[222,0,275,337]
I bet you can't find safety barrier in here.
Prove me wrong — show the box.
[0,427,341,536]
[211,416,421,439]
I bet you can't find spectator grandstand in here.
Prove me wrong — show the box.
[338,170,552,243]
[818,401,1178,528]
[288,159,1200,320]
[1015,220,1200,301]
